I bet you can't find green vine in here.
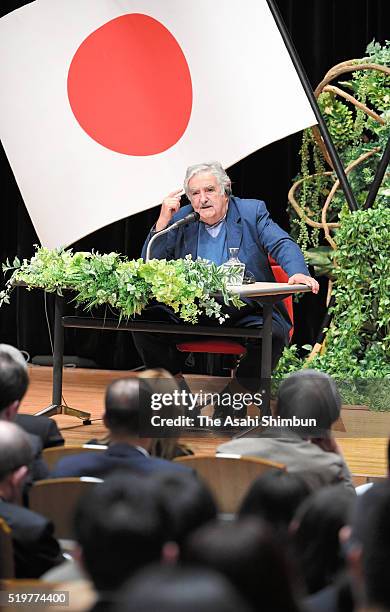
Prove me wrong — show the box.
[318,91,355,149]
[279,41,390,409]
[0,247,244,324]
[275,205,390,409]
[289,41,390,249]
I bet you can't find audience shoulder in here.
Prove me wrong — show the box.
[0,500,53,541]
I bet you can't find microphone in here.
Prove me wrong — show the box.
[145,211,200,262]
[168,211,200,230]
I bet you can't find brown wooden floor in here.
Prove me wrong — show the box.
[19,365,389,478]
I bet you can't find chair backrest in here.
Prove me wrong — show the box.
[174,454,285,513]
[352,474,389,487]
[269,258,294,339]
[43,444,107,471]
[0,517,15,579]
[28,477,103,540]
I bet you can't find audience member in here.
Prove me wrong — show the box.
[86,369,194,459]
[139,369,194,459]
[113,565,254,612]
[50,377,193,478]
[218,369,355,494]
[73,473,169,611]
[239,469,310,537]
[291,484,354,595]
[151,471,217,553]
[0,421,63,577]
[183,517,303,612]
[0,344,64,449]
[0,347,48,481]
[360,484,390,611]
[342,482,390,611]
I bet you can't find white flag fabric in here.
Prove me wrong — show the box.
[0,0,316,249]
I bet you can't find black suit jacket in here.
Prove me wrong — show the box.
[0,500,63,578]
[26,432,49,482]
[15,413,64,448]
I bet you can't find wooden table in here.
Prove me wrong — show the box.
[32,282,310,423]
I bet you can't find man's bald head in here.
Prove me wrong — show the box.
[0,421,33,482]
[105,378,151,436]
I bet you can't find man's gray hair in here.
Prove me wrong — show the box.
[0,344,28,371]
[184,161,232,198]
[0,421,33,481]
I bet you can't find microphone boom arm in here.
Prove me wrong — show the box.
[145,212,200,262]
[145,225,172,262]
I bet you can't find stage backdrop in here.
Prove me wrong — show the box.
[0,0,389,369]
[0,0,315,249]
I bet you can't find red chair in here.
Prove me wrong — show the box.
[176,260,294,376]
[268,258,294,341]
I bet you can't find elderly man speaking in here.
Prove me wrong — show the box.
[133,161,318,416]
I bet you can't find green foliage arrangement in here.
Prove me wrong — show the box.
[290,40,390,256]
[277,42,390,408]
[0,247,244,324]
[315,204,390,379]
[281,205,390,374]
[275,203,390,408]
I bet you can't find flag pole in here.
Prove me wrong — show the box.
[266,0,358,212]
[363,136,390,209]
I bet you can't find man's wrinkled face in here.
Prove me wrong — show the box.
[188,173,229,225]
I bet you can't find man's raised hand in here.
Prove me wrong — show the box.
[155,189,184,231]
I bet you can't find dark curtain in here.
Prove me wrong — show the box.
[1,0,389,368]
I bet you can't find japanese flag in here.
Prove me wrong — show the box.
[0,0,316,249]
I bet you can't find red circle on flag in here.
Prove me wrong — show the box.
[67,14,193,156]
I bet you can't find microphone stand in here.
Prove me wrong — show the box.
[145,226,172,262]
[145,212,200,261]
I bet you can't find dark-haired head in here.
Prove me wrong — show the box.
[276,369,341,437]
[113,565,253,612]
[239,469,310,536]
[363,486,390,609]
[291,484,354,594]
[183,518,302,612]
[343,482,390,609]
[151,471,217,549]
[73,473,168,591]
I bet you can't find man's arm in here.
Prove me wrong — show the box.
[1,503,64,578]
[141,190,183,260]
[255,201,319,294]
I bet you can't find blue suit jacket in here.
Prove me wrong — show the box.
[142,196,310,340]
[50,443,193,479]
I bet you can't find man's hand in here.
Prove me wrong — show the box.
[155,189,183,231]
[288,273,319,294]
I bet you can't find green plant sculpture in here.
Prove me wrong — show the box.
[277,41,390,408]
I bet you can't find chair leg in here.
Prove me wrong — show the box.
[206,353,215,375]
